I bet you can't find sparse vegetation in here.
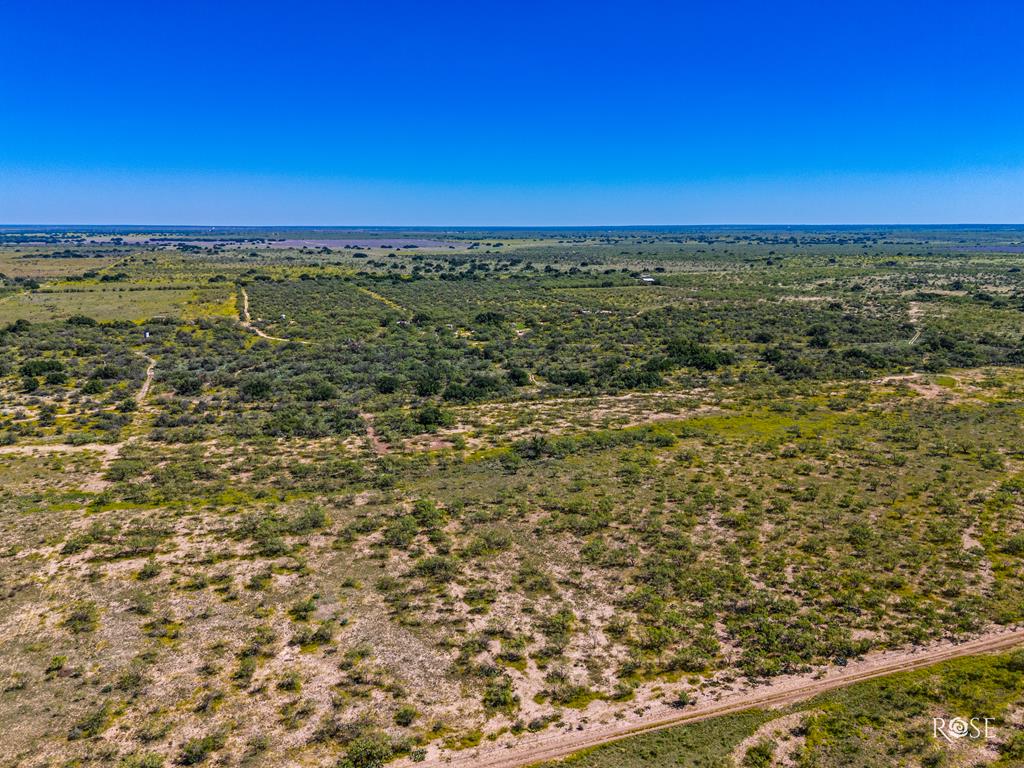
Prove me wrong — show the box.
[4,227,1024,766]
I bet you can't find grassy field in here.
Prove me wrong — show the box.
[0,284,234,323]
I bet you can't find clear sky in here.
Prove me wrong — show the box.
[2,0,1023,225]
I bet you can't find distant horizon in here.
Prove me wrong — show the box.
[4,223,1024,231]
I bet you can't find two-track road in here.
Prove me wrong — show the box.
[239,287,308,344]
[412,627,1024,768]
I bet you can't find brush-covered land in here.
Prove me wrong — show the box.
[2,225,1024,767]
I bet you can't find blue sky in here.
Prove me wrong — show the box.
[2,0,1023,224]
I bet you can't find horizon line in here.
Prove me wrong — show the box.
[4,223,1024,230]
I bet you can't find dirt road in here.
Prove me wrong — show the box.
[239,287,308,343]
[361,412,389,455]
[908,301,923,344]
[354,284,410,315]
[0,353,156,463]
[137,354,156,403]
[411,627,1024,768]
[0,442,122,460]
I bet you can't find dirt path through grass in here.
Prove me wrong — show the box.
[360,412,389,455]
[410,627,1024,768]
[0,353,156,465]
[908,300,924,344]
[136,354,156,403]
[0,442,123,460]
[239,286,308,343]
[354,284,410,316]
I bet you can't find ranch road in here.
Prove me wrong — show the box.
[409,627,1024,768]
[137,353,156,403]
[0,352,155,463]
[239,286,309,344]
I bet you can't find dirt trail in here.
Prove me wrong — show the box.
[361,412,389,455]
[136,354,156,403]
[239,287,309,344]
[908,301,923,344]
[0,353,157,464]
[0,442,122,460]
[411,627,1024,768]
[4,354,155,426]
[354,284,410,315]
[730,710,811,767]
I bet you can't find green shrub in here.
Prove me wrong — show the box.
[339,730,392,768]
[742,739,774,767]
[64,601,99,633]
[482,677,519,713]
[177,731,227,765]
[119,752,163,768]
[394,705,417,726]
[68,700,114,739]
[1003,534,1024,556]
[411,555,460,582]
